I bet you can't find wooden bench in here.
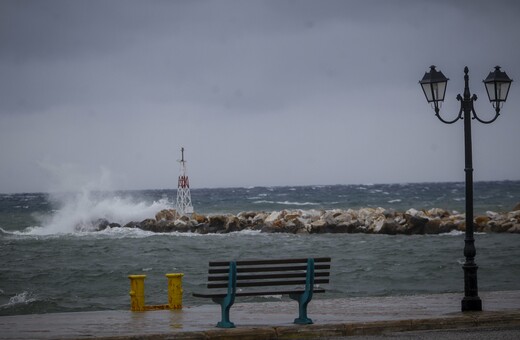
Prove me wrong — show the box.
[193,257,331,328]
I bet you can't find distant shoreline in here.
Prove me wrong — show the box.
[2,179,520,195]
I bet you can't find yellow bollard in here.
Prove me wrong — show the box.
[166,273,184,309]
[128,275,147,311]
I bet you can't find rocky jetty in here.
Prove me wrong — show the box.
[93,204,520,235]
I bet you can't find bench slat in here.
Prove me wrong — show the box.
[209,257,330,267]
[208,271,330,282]
[193,287,326,299]
[208,278,329,289]
[209,263,330,274]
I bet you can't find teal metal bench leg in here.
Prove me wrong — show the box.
[289,258,315,324]
[213,297,235,328]
[289,292,313,324]
[214,261,237,328]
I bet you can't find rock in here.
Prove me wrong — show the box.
[301,209,322,219]
[492,221,514,233]
[426,208,450,218]
[404,215,428,234]
[310,220,327,233]
[173,219,190,232]
[320,223,347,233]
[513,203,520,211]
[155,209,177,221]
[207,215,230,233]
[508,224,520,233]
[340,221,362,233]
[508,210,520,220]
[139,218,158,231]
[237,211,257,219]
[439,222,458,234]
[284,213,302,221]
[372,217,386,233]
[334,212,353,224]
[296,229,309,235]
[178,215,190,222]
[225,216,241,233]
[155,220,176,232]
[261,219,287,233]
[252,212,267,224]
[192,212,207,224]
[92,218,110,231]
[123,221,140,229]
[379,220,400,235]
[424,219,442,234]
[321,211,337,226]
[486,211,499,219]
[405,208,427,219]
[394,213,407,226]
[475,216,490,226]
[474,216,491,232]
[194,224,209,234]
[374,207,386,215]
[283,220,299,233]
[265,211,284,224]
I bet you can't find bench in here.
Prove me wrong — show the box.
[193,257,331,328]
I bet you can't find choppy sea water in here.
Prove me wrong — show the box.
[1,181,519,316]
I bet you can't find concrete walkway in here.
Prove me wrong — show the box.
[1,291,519,339]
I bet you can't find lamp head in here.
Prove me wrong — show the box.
[420,65,449,104]
[483,66,513,108]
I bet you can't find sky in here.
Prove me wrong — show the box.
[1,0,520,193]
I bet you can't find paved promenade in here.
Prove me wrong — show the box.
[1,291,519,339]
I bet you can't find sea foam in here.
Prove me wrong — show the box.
[26,190,172,236]
[0,291,37,309]
[253,200,319,206]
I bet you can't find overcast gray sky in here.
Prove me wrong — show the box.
[1,0,520,193]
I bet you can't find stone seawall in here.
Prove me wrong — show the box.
[93,204,520,235]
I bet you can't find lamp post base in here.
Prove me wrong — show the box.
[462,262,482,311]
[461,296,482,312]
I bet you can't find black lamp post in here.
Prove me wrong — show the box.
[419,65,513,312]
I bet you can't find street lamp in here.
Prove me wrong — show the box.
[419,65,513,312]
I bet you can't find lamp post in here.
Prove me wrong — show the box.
[419,65,513,312]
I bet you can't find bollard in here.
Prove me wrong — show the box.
[128,275,147,311]
[166,273,184,309]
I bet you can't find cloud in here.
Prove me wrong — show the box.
[1,0,520,193]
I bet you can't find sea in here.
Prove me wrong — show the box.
[1,181,519,316]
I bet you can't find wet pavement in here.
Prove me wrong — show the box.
[1,291,519,339]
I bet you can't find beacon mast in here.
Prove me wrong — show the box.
[176,147,194,215]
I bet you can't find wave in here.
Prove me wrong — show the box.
[252,200,319,206]
[95,227,262,239]
[19,191,172,236]
[439,230,464,236]
[0,291,37,309]
[2,224,266,240]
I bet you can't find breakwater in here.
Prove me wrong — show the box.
[94,204,520,235]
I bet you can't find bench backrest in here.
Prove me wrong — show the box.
[206,257,331,290]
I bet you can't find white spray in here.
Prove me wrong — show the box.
[27,163,172,235]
